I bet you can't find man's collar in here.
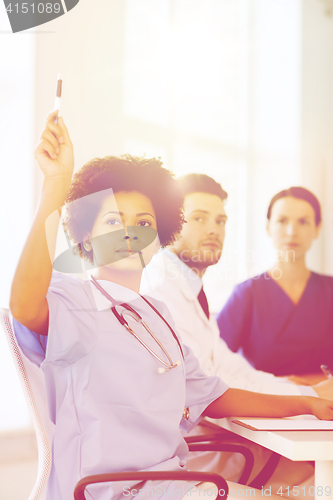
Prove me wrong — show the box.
[163,249,202,297]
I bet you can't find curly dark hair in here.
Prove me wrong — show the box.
[63,155,185,263]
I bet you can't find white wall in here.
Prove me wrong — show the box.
[301,0,333,274]
[33,0,128,198]
[0,6,35,429]
[242,0,303,278]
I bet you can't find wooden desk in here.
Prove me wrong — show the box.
[217,418,333,500]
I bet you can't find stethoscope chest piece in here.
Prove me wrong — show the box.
[157,360,181,374]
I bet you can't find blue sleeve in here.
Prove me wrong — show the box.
[12,319,48,367]
[216,281,253,352]
[13,273,97,367]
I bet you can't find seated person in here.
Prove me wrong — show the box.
[217,187,333,377]
[141,174,333,493]
[10,117,333,500]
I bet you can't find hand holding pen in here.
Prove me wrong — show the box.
[321,365,333,379]
[54,73,62,123]
[34,74,74,184]
[312,365,333,401]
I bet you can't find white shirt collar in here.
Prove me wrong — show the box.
[88,278,140,311]
[163,249,203,297]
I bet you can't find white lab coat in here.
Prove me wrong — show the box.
[141,251,316,491]
[141,250,316,397]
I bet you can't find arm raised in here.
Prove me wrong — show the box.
[10,111,74,336]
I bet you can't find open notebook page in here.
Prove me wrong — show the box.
[232,416,333,431]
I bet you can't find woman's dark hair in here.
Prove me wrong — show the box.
[177,173,228,201]
[267,187,321,226]
[63,155,184,262]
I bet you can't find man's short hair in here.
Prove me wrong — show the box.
[177,173,228,201]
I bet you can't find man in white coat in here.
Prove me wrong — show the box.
[141,173,333,492]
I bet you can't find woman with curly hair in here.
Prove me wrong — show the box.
[10,111,333,500]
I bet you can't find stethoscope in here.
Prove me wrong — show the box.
[90,276,184,373]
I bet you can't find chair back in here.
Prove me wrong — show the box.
[0,308,54,500]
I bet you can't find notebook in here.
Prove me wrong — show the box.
[232,417,333,431]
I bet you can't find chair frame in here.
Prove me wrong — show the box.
[0,308,52,500]
[74,470,229,500]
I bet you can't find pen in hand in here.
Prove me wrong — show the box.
[54,73,62,124]
[321,364,333,379]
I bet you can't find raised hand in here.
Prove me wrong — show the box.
[10,111,75,335]
[34,110,74,181]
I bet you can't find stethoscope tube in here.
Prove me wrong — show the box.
[90,276,184,373]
